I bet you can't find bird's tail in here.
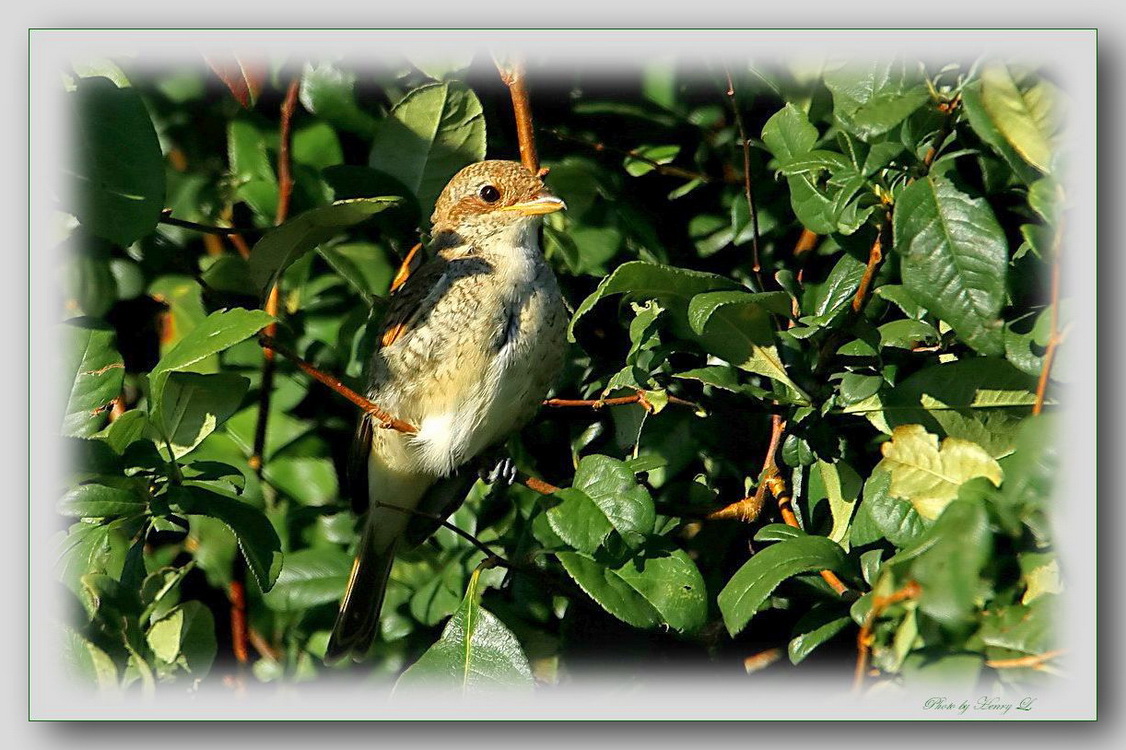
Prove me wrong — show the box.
[324,521,397,664]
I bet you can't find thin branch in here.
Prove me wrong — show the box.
[240,78,300,668]
[743,647,783,674]
[158,213,252,236]
[495,57,539,173]
[920,95,961,173]
[257,334,417,434]
[793,228,820,256]
[854,580,921,691]
[228,564,249,664]
[985,649,1066,670]
[707,414,786,523]
[376,501,512,568]
[723,68,762,279]
[543,128,717,184]
[1033,219,1065,415]
[543,392,698,412]
[249,78,302,475]
[851,214,890,313]
[274,78,301,226]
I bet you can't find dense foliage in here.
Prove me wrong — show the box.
[55,53,1064,696]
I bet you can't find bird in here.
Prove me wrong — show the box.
[324,160,569,663]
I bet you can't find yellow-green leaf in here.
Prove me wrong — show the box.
[875,424,1002,520]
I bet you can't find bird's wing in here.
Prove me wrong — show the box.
[346,253,451,516]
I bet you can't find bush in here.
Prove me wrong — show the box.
[55,52,1064,695]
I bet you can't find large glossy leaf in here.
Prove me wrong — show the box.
[248,198,402,293]
[761,103,818,161]
[718,534,847,636]
[261,547,352,612]
[395,568,533,693]
[69,76,166,246]
[875,424,1003,520]
[168,484,282,591]
[980,63,1055,173]
[961,81,1041,186]
[368,81,486,219]
[154,372,250,459]
[62,319,124,438]
[569,261,738,341]
[558,541,707,633]
[546,455,655,554]
[894,176,1008,355]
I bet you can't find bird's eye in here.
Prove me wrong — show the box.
[479,184,501,203]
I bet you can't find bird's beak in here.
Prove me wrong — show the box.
[501,193,567,216]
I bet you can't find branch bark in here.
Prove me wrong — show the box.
[495,57,539,173]
[853,580,921,691]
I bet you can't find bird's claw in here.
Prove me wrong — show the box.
[479,456,518,487]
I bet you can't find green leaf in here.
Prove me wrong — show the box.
[623,144,680,176]
[318,242,396,300]
[850,470,929,548]
[843,358,1039,457]
[814,460,860,543]
[961,80,1041,186]
[169,484,283,591]
[980,64,1055,173]
[368,81,486,219]
[568,261,737,341]
[894,176,1008,356]
[91,409,149,454]
[145,600,216,676]
[69,76,166,246]
[58,482,147,519]
[151,308,273,381]
[718,535,848,636]
[155,372,249,459]
[875,424,1002,520]
[761,104,819,161]
[261,547,352,612]
[61,626,119,690]
[823,61,930,140]
[557,541,706,632]
[62,319,124,438]
[299,62,378,135]
[546,455,656,553]
[908,499,992,630]
[248,198,402,293]
[396,568,533,693]
[789,605,852,665]
[686,291,808,400]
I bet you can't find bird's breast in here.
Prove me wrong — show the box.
[371,247,566,477]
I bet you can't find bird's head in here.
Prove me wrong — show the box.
[430,160,565,248]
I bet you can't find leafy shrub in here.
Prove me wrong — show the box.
[55,53,1064,695]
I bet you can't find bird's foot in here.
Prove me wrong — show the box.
[479,455,518,487]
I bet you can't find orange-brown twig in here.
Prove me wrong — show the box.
[723,68,762,278]
[854,580,922,691]
[985,649,1066,670]
[708,414,786,523]
[249,78,302,476]
[496,57,539,173]
[543,392,698,412]
[743,647,782,674]
[228,566,249,664]
[793,228,820,256]
[257,334,417,434]
[1033,221,1064,415]
[852,215,889,313]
